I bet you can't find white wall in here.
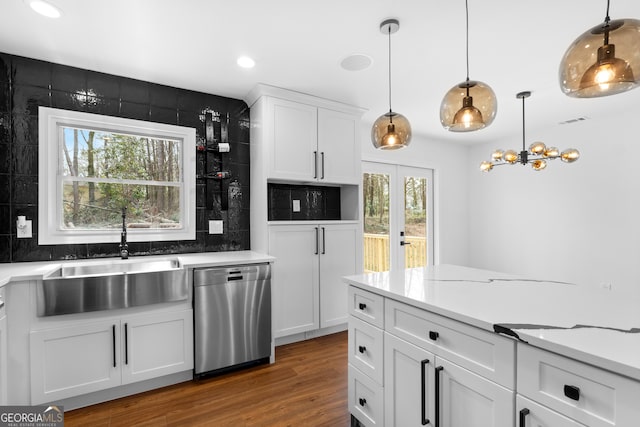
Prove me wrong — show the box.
[467,109,640,297]
[361,123,470,266]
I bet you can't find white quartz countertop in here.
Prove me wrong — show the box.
[0,250,274,287]
[343,264,640,382]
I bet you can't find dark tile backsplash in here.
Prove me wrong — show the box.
[268,183,341,221]
[0,52,251,263]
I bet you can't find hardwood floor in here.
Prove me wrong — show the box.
[64,331,350,427]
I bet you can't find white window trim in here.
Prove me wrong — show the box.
[38,106,196,245]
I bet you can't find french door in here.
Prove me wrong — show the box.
[362,162,434,272]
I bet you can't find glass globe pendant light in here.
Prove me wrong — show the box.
[480,91,580,172]
[560,0,640,98]
[440,0,497,132]
[371,19,412,150]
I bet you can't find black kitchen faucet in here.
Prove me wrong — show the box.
[119,207,129,259]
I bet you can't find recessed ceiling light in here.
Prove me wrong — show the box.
[340,54,373,72]
[25,0,62,18]
[237,56,255,69]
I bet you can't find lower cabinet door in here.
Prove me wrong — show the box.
[384,332,435,427]
[0,314,7,405]
[436,357,514,427]
[516,395,586,427]
[121,309,194,384]
[30,320,121,404]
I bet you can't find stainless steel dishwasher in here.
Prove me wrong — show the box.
[194,263,271,377]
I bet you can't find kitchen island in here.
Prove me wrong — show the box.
[344,264,640,427]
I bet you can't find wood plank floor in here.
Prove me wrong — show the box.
[64,331,350,427]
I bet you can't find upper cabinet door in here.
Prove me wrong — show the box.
[268,98,318,181]
[317,108,360,185]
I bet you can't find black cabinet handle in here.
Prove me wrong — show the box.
[434,366,443,427]
[421,359,431,425]
[564,385,580,401]
[112,324,116,368]
[519,408,530,427]
[359,397,366,407]
[124,323,129,365]
[314,227,319,255]
[358,345,366,354]
[320,152,325,179]
[429,331,439,341]
[358,303,366,310]
[321,227,326,254]
[313,151,318,179]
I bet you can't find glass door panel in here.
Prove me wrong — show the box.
[402,174,428,268]
[363,172,390,272]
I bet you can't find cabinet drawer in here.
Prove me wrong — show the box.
[516,395,586,427]
[349,286,384,329]
[348,316,383,385]
[518,344,640,427]
[385,299,515,388]
[349,365,384,427]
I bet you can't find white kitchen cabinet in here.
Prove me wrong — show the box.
[384,332,434,427]
[516,395,586,427]
[247,84,363,185]
[269,223,358,338]
[120,310,193,385]
[30,309,193,404]
[349,284,516,427]
[436,356,513,427]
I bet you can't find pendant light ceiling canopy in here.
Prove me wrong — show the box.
[371,18,412,150]
[560,0,640,98]
[440,0,497,132]
[480,92,580,172]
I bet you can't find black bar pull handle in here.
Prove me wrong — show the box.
[112,324,117,368]
[124,323,129,365]
[358,345,366,354]
[359,397,367,407]
[519,408,530,427]
[429,331,439,341]
[313,151,318,179]
[421,359,431,425]
[400,240,411,246]
[435,366,443,427]
[321,227,326,254]
[564,385,580,401]
[358,302,366,310]
[320,152,325,179]
[315,227,319,255]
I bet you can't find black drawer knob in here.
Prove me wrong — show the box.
[429,331,439,341]
[358,303,367,310]
[358,345,367,354]
[564,385,580,401]
[359,397,367,407]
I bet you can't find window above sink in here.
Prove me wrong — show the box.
[38,107,196,245]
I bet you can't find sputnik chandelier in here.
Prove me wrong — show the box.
[480,91,580,172]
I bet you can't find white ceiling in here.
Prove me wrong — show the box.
[1,0,639,146]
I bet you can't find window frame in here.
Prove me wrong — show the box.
[38,106,196,245]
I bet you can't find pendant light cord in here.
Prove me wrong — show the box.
[464,0,471,96]
[387,24,393,119]
[604,0,611,44]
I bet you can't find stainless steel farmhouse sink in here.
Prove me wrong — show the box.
[37,258,188,316]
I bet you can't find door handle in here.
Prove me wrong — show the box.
[435,366,443,427]
[314,227,319,255]
[400,241,411,246]
[519,408,530,427]
[313,151,318,179]
[112,324,117,368]
[320,152,325,179]
[421,359,431,425]
[321,227,326,254]
[124,323,129,365]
